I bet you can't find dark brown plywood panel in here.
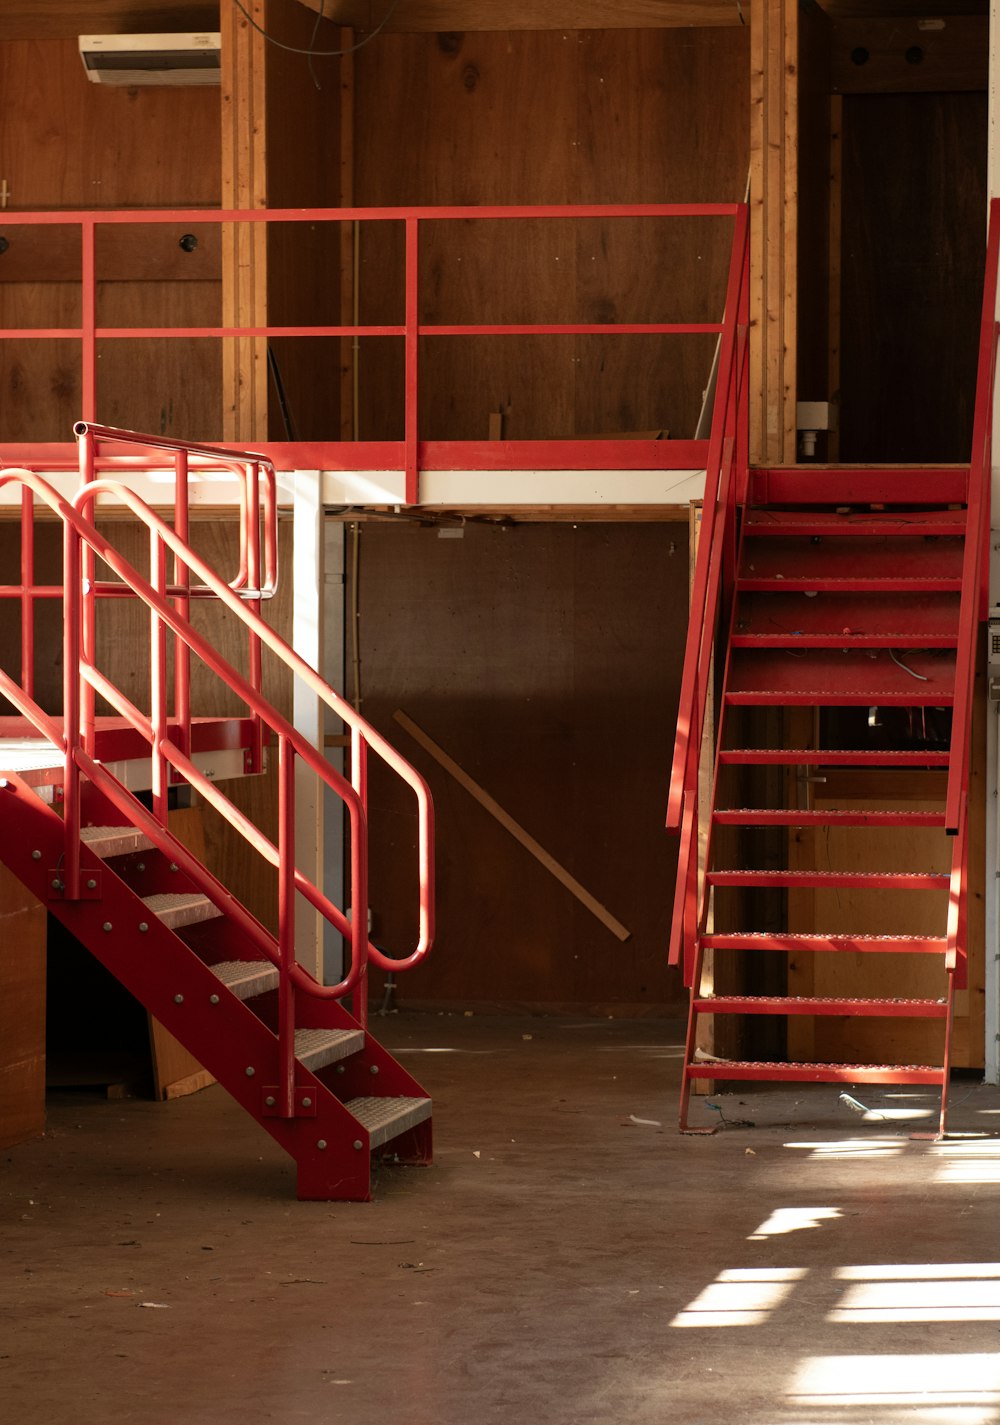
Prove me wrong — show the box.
[354,28,748,442]
[0,39,220,208]
[839,91,987,464]
[0,863,46,1149]
[350,521,687,1014]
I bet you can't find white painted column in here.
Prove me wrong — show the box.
[291,471,324,980]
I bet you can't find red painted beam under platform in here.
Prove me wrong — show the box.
[685,1060,946,1084]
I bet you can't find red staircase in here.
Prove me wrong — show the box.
[0,427,435,1200]
[667,203,1000,1136]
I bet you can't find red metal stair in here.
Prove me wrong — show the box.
[666,201,1000,1136]
[0,427,436,1200]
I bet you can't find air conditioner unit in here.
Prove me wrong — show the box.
[78,33,221,86]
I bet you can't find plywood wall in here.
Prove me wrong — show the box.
[0,38,221,442]
[348,520,688,1014]
[352,27,749,443]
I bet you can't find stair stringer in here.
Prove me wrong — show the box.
[0,772,424,1201]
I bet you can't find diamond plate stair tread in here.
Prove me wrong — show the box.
[744,509,966,536]
[708,870,949,889]
[693,995,948,1017]
[685,1061,945,1083]
[718,749,951,766]
[143,892,223,928]
[0,738,62,772]
[80,825,155,857]
[346,1095,433,1148]
[701,933,947,952]
[713,809,946,826]
[210,959,280,1000]
[294,1027,363,1070]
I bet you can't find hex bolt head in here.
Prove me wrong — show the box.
[265,1095,276,1107]
[169,863,178,872]
[138,922,149,933]
[245,1066,255,1077]
[102,921,113,932]
[86,879,97,890]
[51,878,62,890]
[301,1096,312,1108]
[353,1140,363,1151]
[209,994,220,1005]
[173,994,184,1005]
[369,1064,379,1075]
[335,1064,346,1074]
[31,850,41,861]
[137,862,146,872]
[317,1139,328,1151]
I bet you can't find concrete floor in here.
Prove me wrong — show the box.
[5,1012,1000,1425]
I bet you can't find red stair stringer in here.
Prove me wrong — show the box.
[0,771,428,1201]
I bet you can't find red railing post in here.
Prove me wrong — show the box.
[277,734,296,1117]
[246,460,265,774]
[80,217,97,422]
[77,427,97,757]
[150,526,169,827]
[62,515,82,901]
[20,487,34,701]
[173,448,192,764]
[404,216,420,507]
[351,727,370,1029]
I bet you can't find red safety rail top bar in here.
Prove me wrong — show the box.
[0,465,434,1075]
[0,203,744,503]
[664,204,750,974]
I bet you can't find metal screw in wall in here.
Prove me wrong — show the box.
[209,994,220,1005]
[138,922,149,932]
[31,850,40,860]
[86,879,96,890]
[370,1064,379,1075]
[102,922,112,932]
[169,863,178,872]
[353,1140,363,1151]
[317,1140,328,1150]
[301,1097,312,1108]
[245,1066,255,1077]
[265,1095,276,1107]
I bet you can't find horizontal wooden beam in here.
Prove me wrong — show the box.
[0,2,217,41]
[294,0,746,31]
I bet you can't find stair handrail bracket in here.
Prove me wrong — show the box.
[665,203,750,973]
[947,198,1000,836]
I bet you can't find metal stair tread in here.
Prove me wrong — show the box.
[718,749,950,766]
[744,509,966,537]
[142,892,223,928]
[210,959,280,1000]
[345,1095,433,1148]
[713,808,946,826]
[685,1060,946,1083]
[737,576,962,591]
[708,869,949,888]
[294,1027,364,1070]
[693,995,948,1016]
[80,824,155,857]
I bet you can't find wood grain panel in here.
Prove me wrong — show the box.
[298,1,747,28]
[349,520,688,1014]
[0,38,219,207]
[839,91,987,463]
[354,27,749,443]
[832,17,988,95]
[0,862,46,1148]
[1,4,217,41]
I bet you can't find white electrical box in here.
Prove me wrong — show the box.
[79,33,221,86]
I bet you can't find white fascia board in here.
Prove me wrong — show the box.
[317,467,709,508]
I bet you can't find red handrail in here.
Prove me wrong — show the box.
[0,202,742,502]
[665,205,750,970]
[0,466,434,1071]
[946,198,1000,833]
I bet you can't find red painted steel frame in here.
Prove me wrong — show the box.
[665,204,749,969]
[0,203,742,503]
[946,199,1000,833]
[0,463,435,1094]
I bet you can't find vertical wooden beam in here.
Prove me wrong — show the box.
[827,93,843,462]
[750,0,798,465]
[221,0,269,442]
[339,28,357,441]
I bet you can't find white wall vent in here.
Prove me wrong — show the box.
[78,34,221,87]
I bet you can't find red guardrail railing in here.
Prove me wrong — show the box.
[0,465,434,1111]
[945,197,1000,836]
[665,205,750,975]
[0,203,743,502]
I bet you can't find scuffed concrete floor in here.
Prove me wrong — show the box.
[5,1012,1000,1424]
